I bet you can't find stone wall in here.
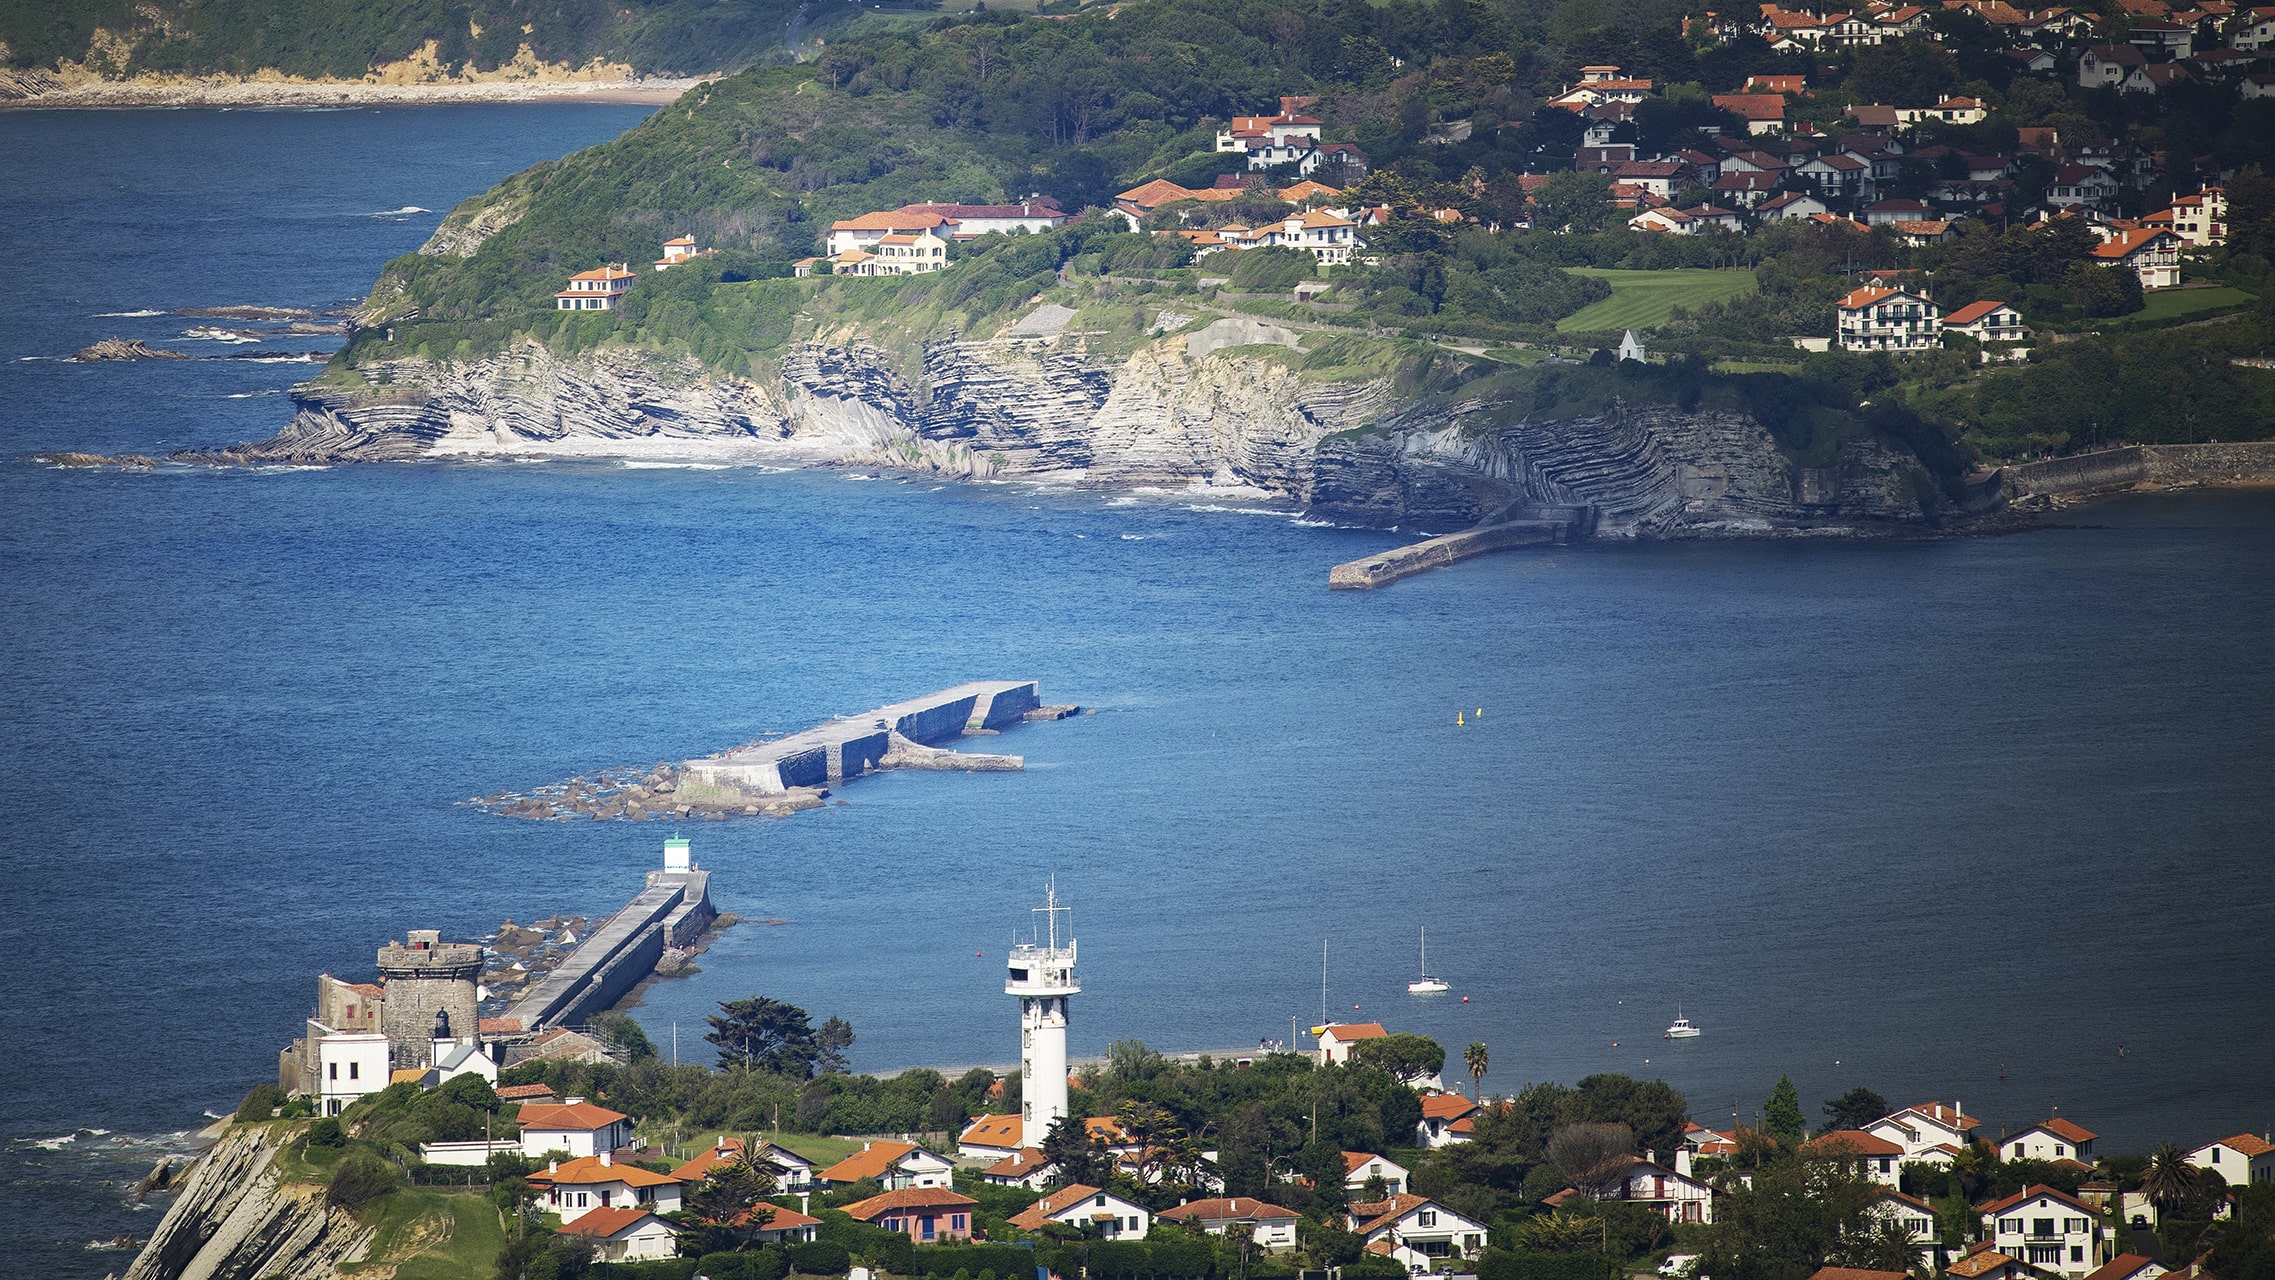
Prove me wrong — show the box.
[2143,442,2275,484]
[1996,447,2148,496]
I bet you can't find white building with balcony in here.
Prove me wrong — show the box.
[1978,1185,2106,1277]
[1838,286,1942,351]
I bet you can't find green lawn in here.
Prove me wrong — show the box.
[1556,268,1759,334]
[342,1191,507,1280]
[2127,285,2256,325]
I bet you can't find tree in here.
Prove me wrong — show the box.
[2144,1143,2223,1218]
[1698,1150,1881,1280]
[680,1150,779,1253]
[1820,1087,1889,1134]
[707,997,823,1076]
[1548,1122,1637,1196]
[1040,1113,1115,1189]
[235,1083,286,1122]
[1466,1042,1490,1101]
[1764,1076,1806,1144]
[590,1011,656,1063]
[1534,170,1617,233]
[1106,1038,1168,1082]
[815,1016,855,1075]
[1350,1033,1446,1083]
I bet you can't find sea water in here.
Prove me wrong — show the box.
[4,106,2273,1279]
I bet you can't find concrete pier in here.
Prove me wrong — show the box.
[505,865,713,1031]
[1330,519,1570,590]
[686,681,1042,794]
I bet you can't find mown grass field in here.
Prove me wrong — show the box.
[2128,285,2256,325]
[1556,268,1760,333]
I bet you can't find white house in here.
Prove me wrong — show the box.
[1008,1184,1153,1239]
[1803,1130,1908,1187]
[1897,96,1990,126]
[2078,44,2147,88]
[1837,286,1942,352]
[1618,331,1647,362]
[517,1099,635,1160]
[1864,1101,1978,1161]
[532,1154,685,1225]
[2167,186,2227,246]
[1601,1154,1716,1224]
[1348,1194,1491,1269]
[653,236,715,272]
[1978,1185,2107,1277]
[1866,1187,1943,1260]
[2083,1255,2168,1280]
[1344,1152,1411,1197]
[2187,1134,2275,1187]
[312,1030,391,1117]
[841,230,948,277]
[554,265,634,311]
[898,199,1068,238]
[2047,166,2120,211]
[825,210,955,258]
[819,1139,956,1189]
[2003,1118,2097,1164]
[1158,1197,1301,1251]
[1757,192,1829,222]
[1797,153,1873,200]
[555,1207,680,1262]
[1315,1022,1388,1064]
[983,1148,1056,1190]
[959,1114,1027,1160]
[1256,210,1365,265]
[1417,1093,1480,1147]
[2090,227,2182,290]
[2234,6,2275,49]
[670,1136,815,1193]
[428,1033,497,1088]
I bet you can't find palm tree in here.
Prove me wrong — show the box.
[1466,1042,1490,1101]
[2143,1143,2199,1216]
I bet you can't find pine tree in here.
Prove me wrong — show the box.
[1764,1075,1805,1143]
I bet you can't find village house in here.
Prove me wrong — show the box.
[1866,1188,1943,1259]
[824,210,954,258]
[819,1139,956,1189]
[2167,186,2228,245]
[671,1135,815,1192]
[2187,1133,2275,1185]
[1579,1153,1717,1224]
[958,1114,1026,1159]
[1714,92,1790,134]
[1838,284,1943,351]
[1348,1194,1492,1269]
[311,1030,390,1117]
[1798,153,1874,200]
[1683,1122,1741,1159]
[1978,1185,2107,1277]
[554,1207,680,1262]
[531,1154,685,1225]
[1943,299,2030,357]
[982,1147,1056,1190]
[1949,1246,2037,1280]
[2004,1118,2098,1163]
[2079,43,2149,87]
[840,1186,978,1243]
[1864,1102,1979,1159]
[1216,103,1323,154]
[1315,1022,1387,1064]
[652,236,717,271]
[517,1098,634,1159]
[897,198,1066,238]
[1008,1184,1154,1238]
[2048,165,2121,210]
[1344,1152,1411,1196]
[1802,1130,1908,1187]
[2090,227,2183,289]
[1758,191,1831,221]
[1897,96,1991,125]
[1158,1197,1302,1251]
[2233,5,2275,48]
[554,265,635,311]
[1629,204,1746,234]
[1417,1093,1480,1147]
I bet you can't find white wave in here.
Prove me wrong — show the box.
[1121,534,1146,541]
[1290,518,1341,528]
[843,473,878,481]
[28,1134,76,1149]
[369,206,430,216]
[19,355,62,362]
[250,465,330,473]
[620,460,729,470]
[87,1128,111,1137]
[94,309,167,318]
[927,486,944,491]
[182,327,259,344]
[1180,503,1304,518]
[223,389,281,399]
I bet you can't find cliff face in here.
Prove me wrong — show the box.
[242,331,1937,536]
[123,1127,373,1280]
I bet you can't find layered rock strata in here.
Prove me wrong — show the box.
[122,1127,372,1280]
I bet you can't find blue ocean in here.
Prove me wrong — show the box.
[3,105,2271,1279]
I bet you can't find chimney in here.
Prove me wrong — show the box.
[1647,1149,1657,1166]
[549,1159,559,1175]
[565,1096,584,1106]
[600,1150,612,1167]
[1675,1148,1693,1178]
[801,1191,812,1214]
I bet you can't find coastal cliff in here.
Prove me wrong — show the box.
[219,329,1941,537]
[122,1126,372,1280]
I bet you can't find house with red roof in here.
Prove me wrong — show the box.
[2003,1118,2098,1164]
[2166,185,2227,246]
[1802,1130,1908,1187]
[1808,1268,1908,1280]
[1715,93,1790,135]
[824,211,955,258]
[1417,1093,1480,1147]
[1943,300,2028,357]
[1758,192,1830,222]
[670,1135,815,1191]
[531,1153,685,1225]
[839,1186,978,1243]
[958,1114,1026,1159]
[1978,1185,2106,1276]
[1344,1152,1411,1196]
[1863,1101,1979,1160]
[1007,1184,1153,1238]
[554,1206,679,1262]
[1898,96,1991,126]
[2090,227,2182,289]
[894,198,1066,239]
[1347,1193,1491,1269]
[982,1146,1056,1190]
[1315,1022,1388,1064]
[819,1139,956,1190]
[2187,1133,2275,1186]
[1546,1155,1716,1224]
[1159,1197,1301,1250]
[554,265,635,312]
[1837,285,1941,351]
[1948,1244,2035,1280]
[2081,1254,2168,1280]
[1865,1187,1942,1261]
[1684,1121,1741,1158]
[517,1098,633,1159]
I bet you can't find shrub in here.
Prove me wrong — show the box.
[235,1083,286,1122]
[306,1118,347,1148]
[325,1150,402,1210]
[790,1241,852,1274]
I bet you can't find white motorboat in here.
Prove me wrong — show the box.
[1407,928,1450,994]
[1664,1013,1701,1039]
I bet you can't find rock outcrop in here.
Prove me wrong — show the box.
[122,1126,373,1280]
[73,337,192,362]
[181,326,1941,536]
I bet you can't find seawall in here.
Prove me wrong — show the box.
[1996,442,2275,500]
[1330,519,1571,589]
[505,868,712,1030]
[688,680,1039,794]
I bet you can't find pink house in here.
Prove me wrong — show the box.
[840,1186,978,1243]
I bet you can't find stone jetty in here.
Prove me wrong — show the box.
[1329,518,1576,589]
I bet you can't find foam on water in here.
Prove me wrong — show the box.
[93,310,167,318]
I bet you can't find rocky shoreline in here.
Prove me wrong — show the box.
[0,70,703,109]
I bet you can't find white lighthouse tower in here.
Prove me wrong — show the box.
[1006,882,1079,1148]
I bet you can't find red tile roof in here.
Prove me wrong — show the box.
[1948,1251,2020,1279]
[1350,1192,1437,1236]
[985,1147,1050,1178]
[1158,1197,1298,1224]
[960,1115,1023,1148]
[1320,1022,1387,1041]
[517,1100,628,1131]
[2035,1117,2099,1143]
[1978,1184,2098,1217]
[2207,1133,2275,1157]
[1009,1184,1135,1230]
[479,1017,525,1035]
[1422,1093,1479,1120]
[820,1140,921,1184]
[1943,300,2014,326]
[495,1083,559,1102]
[2083,1255,2163,1280]
[555,1206,663,1239]
[2090,228,2177,259]
[1804,1130,1905,1157]
[534,1156,682,1188]
[840,1186,978,1220]
[1716,94,1789,120]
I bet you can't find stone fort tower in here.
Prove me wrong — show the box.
[377,929,480,1068]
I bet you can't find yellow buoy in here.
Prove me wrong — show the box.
[1475,707,1483,717]
[1457,712,1465,726]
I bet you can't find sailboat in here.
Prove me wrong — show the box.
[1407,928,1450,994]
[1664,1005,1701,1038]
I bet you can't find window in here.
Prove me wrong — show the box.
[2072,1247,2084,1262]
[329,1063,338,1080]
[954,1215,967,1230]
[2033,1218,2056,1238]
[349,1062,359,1080]
[1417,1211,1436,1227]
[1097,1195,1109,1207]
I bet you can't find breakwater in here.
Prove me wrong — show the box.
[686,681,1058,794]
[506,859,715,1031]
[1996,442,2275,501]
